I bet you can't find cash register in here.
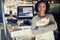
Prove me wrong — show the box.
[17,6,34,26]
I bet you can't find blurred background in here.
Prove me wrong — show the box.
[0,0,60,40]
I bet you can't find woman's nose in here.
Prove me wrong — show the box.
[40,7,44,10]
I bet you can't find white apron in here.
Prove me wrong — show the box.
[35,31,55,40]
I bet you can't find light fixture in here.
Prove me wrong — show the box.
[51,1,54,4]
[48,1,50,4]
[23,0,26,4]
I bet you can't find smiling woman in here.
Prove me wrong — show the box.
[31,0,57,40]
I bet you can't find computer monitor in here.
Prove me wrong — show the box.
[17,6,34,19]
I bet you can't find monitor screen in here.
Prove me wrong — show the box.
[17,6,34,19]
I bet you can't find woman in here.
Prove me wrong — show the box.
[31,0,57,40]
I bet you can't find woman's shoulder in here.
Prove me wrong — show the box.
[46,14,53,17]
[32,15,38,19]
[32,15,38,20]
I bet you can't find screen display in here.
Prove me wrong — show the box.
[17,6,33,18]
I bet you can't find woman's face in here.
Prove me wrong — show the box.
[38,2,46,14]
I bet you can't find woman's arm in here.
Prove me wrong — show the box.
[31,16,39,30]
[42,14,57,32]
[49,14,57,30]
[31,14,57,34]
[31,17,36,30]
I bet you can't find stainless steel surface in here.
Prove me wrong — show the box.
[1,0,8,40]
[0,30,1,40]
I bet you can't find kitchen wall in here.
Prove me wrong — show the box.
[4,0,32,15]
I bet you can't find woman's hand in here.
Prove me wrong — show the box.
[35,27,39,30]
[32,26,39,30]
[48,21,54,25]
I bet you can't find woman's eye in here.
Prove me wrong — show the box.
[43,6,46,8]
[38,6,46,8]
